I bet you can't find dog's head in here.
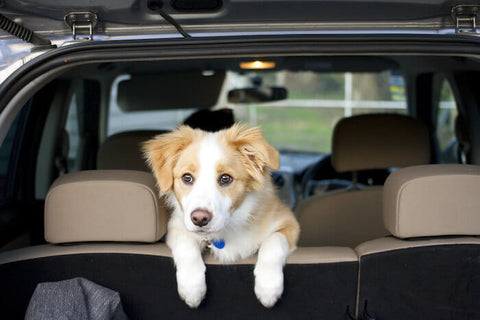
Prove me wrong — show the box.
[143,123,279,234]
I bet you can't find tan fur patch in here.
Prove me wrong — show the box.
[171,140,203,208]
[142,126,204,193]
[221,124,279,191]
[250,188,300,250]
[277,218,301,250]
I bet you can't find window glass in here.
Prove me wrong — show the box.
[230,70,407,153]
[65,92,81,172]
[436,79,459,163]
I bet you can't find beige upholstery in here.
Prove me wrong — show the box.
[384,164,480,238]
[331,114,430,172]
[0,243,357,266]
[297,114,430,248]
[45,170,168,244]
[298,187,389,247]
[97,130,167,171]
[356,236,480,257]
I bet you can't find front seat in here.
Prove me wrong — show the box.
[296,113,430,248]
[97,130,168,171]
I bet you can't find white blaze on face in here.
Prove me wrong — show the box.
[181,133,232,233]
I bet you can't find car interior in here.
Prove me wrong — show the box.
[1,51,480,319]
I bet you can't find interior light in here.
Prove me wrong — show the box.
[240,61,276,70]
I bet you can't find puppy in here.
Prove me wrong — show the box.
[143,123,300,308]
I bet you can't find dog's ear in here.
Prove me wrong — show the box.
[143,126,197,193]
[224,123,280,183]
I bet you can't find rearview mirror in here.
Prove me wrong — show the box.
[228,87,287,103]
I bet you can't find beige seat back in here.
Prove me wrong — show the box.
[97,130,167,171]
[45,170,168,243]
[297,114,430,247]
[356,164,480,319]
[298,187,384,247]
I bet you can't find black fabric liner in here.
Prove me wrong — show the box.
[0,253,358,319]
[358,244,480,320]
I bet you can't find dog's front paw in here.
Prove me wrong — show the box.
[177,270,207,308]
[254,265,284,308]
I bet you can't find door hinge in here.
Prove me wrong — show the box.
[452,5,480,34]
[64,12,98,41]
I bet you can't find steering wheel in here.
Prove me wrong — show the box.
[300,155,390,199]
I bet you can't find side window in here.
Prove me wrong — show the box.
[65,92,81,172]
[63,79,101,173]
[435,78,459,163]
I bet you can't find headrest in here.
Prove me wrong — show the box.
[384,164,480,238]
[183,108,235,132]
[97,130,168,171]
[117,71,225,111]
[331,114,430,172]
[45,170,168,244]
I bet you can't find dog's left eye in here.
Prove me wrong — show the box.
[218,174,233,186]
[182,173,194,185]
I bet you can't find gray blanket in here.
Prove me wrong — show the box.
[25,277,128,320]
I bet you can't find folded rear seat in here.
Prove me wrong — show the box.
[0,170,359,319]
[356,165,480,319]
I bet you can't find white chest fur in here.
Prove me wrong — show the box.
[205,228,262,263]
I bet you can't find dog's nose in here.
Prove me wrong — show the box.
[191,209,212,227]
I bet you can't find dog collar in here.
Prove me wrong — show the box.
[205,238,225,249]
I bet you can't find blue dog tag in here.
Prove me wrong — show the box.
[211,239,225,249]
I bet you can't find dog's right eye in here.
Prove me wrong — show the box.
[182,174,194,185]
